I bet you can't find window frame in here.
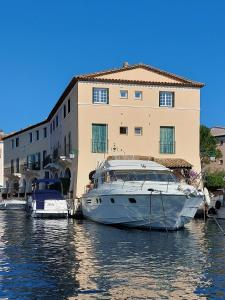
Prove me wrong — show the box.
[120,90,128,99]
[134,91,143,100]
[159,91,174,107]
[43,127,47,138]
[68,99,71,114]
[120,126,128,135]
[36,130,39,141]
[134,127,143,136]
[29,132,33,143]
[93,88,109,104]
[15,138,19,147]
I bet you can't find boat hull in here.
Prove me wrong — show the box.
[26,199,68,218]
[82,194,203,230]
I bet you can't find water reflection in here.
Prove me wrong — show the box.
[0,211,225,299]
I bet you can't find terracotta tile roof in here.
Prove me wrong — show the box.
[107,155,192,169]
[153,158,192,168]
[78,63,204,88]
[77,76,203,88]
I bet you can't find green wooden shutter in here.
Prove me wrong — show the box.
[160,127,175,154]
[92,124,108,153]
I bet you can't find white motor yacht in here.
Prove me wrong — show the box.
[81,159,203,230]
[26,179,69,218]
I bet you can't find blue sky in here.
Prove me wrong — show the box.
[0,0,224,132]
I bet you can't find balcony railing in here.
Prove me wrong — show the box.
[159,142,176,154]
[91,140,108,153]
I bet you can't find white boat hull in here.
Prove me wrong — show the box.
[27,199,69,218]
[82,194,203,230]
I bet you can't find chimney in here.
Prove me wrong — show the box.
[122,61,129,68]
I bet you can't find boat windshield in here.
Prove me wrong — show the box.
[107,170,177,183]
[35,181,63,194]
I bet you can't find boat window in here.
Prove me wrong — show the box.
[94,179,98,188]
[111,198,115,203]
[86,199,92,204]
[99,198,102,203]
[112,170,177,182]
[129,198,136,203]
[96,198,98,203]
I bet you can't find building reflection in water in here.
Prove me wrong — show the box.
[71,220,209,300]
[1,211,221,300]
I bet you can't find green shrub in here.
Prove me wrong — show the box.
[204,170,225,191]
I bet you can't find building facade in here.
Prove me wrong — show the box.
[3,63,204,198]
[210,127,225,171]
[0,130,5,188]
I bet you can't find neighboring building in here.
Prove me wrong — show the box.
[3,63,204,197]
[210,126,225,170]
[0,130,9,188]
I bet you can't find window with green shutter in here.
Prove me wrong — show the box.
[160,127,175,154]
[92,124,108,153]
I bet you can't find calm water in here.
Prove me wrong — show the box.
[0,212,225,299]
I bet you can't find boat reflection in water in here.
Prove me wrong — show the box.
[1,211,225,299]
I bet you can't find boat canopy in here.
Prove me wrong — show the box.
[34,179,61,185]
[98,160,170,172]
[32,189,64,201]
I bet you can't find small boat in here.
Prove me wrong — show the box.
[0,199,26,210]
[81,159,204,231]
[26,179,69,218]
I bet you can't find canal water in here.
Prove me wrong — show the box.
[0,211,225,300]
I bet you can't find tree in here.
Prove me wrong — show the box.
[200,125,222,165]
[204,170,225,191]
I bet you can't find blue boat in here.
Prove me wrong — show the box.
[26,179,68,218]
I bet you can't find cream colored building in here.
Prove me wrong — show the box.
[0,130,5,188]
[209,126,225,171]
[3,63,204,198]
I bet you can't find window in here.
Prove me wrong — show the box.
[68,132,72,154]
[111,198,115,203]
[42,150,47,168]
[159,92,174,107]
[29,132,33,143]
[15,138,19,147]
[134,127,142,136]
[64,136,67,156]
[56,115,59,127]
[43,127,47,138]
[53,120,55,131]
[68,99,71,113]
[219,159,223,165]
[93,88,109,104]
[11,159,14,174]
[220,140,223,146]
[134,91,142,100]
[64,105,66,118]
[120,127,128,135]
[11,139,14,149]
[92,124,108,153]
[36,130,39,141]
[160,126,175,154]
[16,158,19,173]
[129,198,136,203]
[120,90,128,99]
